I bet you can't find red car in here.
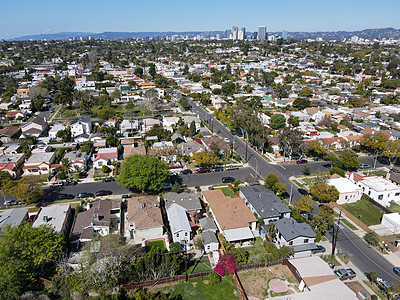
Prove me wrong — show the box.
[196,168,211,174]
[96,190,113,196]
[296,159,308,164]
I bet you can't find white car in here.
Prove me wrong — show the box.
[224,137,230,143]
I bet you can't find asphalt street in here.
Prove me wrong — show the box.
[327,225,400,285]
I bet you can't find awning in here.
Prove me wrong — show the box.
[224,227,254,242]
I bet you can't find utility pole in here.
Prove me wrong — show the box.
[289,172,295,205]
[332,210,342,257]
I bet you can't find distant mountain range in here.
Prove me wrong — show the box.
[9,27,400,41]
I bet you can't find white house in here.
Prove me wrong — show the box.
[49,123,67,140]
[273,218,316,258]
[33,204,73,237]
[93,147,118,169]
[70,116,92,137]
[381,213,400,234]
[166,203,191,246]
[21,116,48,137]
[163,116,180,131]
[326,177,363,205]
[349,173,400,207]
[200,231,219,253]
[23,152,56,175]
[63,151,88,172]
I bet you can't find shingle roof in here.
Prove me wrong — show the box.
[164,192,202,211]
[200,231,218,246]
[199,217,217,232]
[273,218,316,241]
[166,203,191,234]
[240,186,291,219]
[127,196,163,230]
[0,208,28,229]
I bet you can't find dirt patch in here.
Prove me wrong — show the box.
[269,279,288,293]
[238,265,299,298]
[345,281,371,300]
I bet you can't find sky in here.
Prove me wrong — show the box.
[1,0,400,39]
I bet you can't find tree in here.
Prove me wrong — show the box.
[303,166,311,175]
[0,170,11,187]
[214,253,237,277]
[80,141,93,154]
[144,89,159,112]
[0,223,65,299]
[221,81,235,96]
[56,76,75,106]
[274,84,288,99]
[148,63,156,78]
[310,183,339,203]
[189,120,197,136]
[293,97,311,110]
[337,150,360,171]
[106,135,120,147]
[364,231,380,247]
[303,140,327,158]
[279,127,303,158]
[361,133,387,153]
[270,114,286,130]
[155,76,169,88]
[56,127,72,142]
[267,223,277,241]
[171,182,180,193]
[117,155,170,192]
[294,195,313,213]
[264,173,279,190]
[382,139,400,167]
[178,97,190,110]
[1,176,44,204]
[288,115,300,127]
[299,87,313,98]
[192,151,218,167]
[134,67,144,77]
[98,107,116,120]
[111,88,122,100]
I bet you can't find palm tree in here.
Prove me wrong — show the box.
[60,158,72,178]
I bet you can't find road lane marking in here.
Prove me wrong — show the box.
[280,165,286,170]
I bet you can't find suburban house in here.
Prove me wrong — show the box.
[70,116,92,137]
[5,110,27,120]
[93,147,118,169]
[166,203,191,246]
[63,151,88,172]
[202,189,257,243]
[148,141,177,164]
[126,196,165,245]
[164,192,202,215]
[349,173,400,207]
[163,116,180,131]
[272,218,316,258]
[201,136,231,154]
[199,217,219,252]
[0,126,21,143]
[49,123,67,140]
[171,132,185,144]
[23,152,56,175]
[118,119,139,137]
[239,185,291,224]
[0,153,25,177]
[381,213,400,234]
[71,200,120,244]
[279,256,358,299]
[21,116,48,137]
[33,204,73,237]
[326,177,363,205]
[179,139,205,156]
[0,208,29,229]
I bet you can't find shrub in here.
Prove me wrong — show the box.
[214,253,237,277]
[364,231,380,247]
[101,165,111,174]
[208,272,221,285]
[195,185,201,192]
[329,167,345,177]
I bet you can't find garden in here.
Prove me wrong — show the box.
[342,197,384,226]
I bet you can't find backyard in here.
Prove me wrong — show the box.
[187,256,212,274]
[216,187,236,198]
[150,275,240,300]
[244,237,267,262]
[145,239,166,251]
[238,265,300,298]
[342,198,384,226]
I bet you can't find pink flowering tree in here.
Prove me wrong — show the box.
[214,253,237,277]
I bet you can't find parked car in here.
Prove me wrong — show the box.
[77,192,94,199]
[377,277,392,291]
[102,177,115,183]
[212,166,223,172]
[3,199,18,206]
[162,183,173,190]
[122,194,132,199]
[196,168,211,174]
[225,165,239,171]
[65,179,77,186]
[57,193,75,200]
[360,163,371,169]
[224,137,230,143]
[394,267,400,277]
[130,188,142,193]
[208,186,215,190]
[291,154,301,160]
[377,156,390,165]
[180,169,192,175]
[312,245,326,254]
[334,268,356,280]
[96,190,112,196]
[52,181,64,187]
[391,168,400,174]
[222,177,235,183]
[296,159,308,164]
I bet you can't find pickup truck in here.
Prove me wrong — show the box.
[334,268,356,280]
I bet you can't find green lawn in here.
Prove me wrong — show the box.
[341,218,358,230]
[155,275,239,300]
[186,256,212,274]
[389,202,400,214]
[216,187,235,198]
[245,237,267,262]
[145,239,165,251]
[342,199,384,226]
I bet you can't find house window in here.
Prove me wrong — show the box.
[176,233,179,237]
[378,195,383,200]
[98,162,103,167]
[207,246,210,250]
[185,232,188,236]
[368,191,371,196]
[289,241,293,246]
[345,196,348,200]
[304,239,309,244]
[396,193,400,197]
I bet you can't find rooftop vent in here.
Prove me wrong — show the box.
[93,213,99,222]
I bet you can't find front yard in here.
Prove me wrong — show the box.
[342,198,384,226]
[238,265,300,298]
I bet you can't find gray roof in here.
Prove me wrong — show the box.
[171,132,184,141]
[164,192,202,211]
[291,242,317,253]
[240,186,291,219]
[166,203,191,234]
[33,204,71,233]
[200,231,218,246]
[71,116,91,125]
[199,217,217,232]
[0,208,28,229]
[273,218,316,242]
